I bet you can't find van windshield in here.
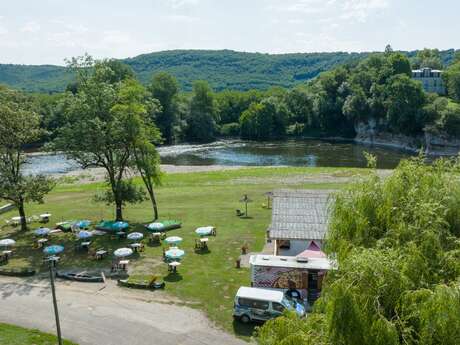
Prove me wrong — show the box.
[281,297,295,310]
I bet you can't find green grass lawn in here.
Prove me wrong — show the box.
[0,166,364,337]
[0,323,77,345]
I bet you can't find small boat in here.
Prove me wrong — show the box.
[56,271,104,283]
[117,278,165,290]
[146,220,182,232]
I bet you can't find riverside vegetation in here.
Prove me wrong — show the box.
[2,47,460,149]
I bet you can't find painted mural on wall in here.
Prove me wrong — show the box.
[253,266,308,290]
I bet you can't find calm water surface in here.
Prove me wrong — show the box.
[24,139,413,175]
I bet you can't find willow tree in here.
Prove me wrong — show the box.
[257,156,460,345]
[0,86,55,231]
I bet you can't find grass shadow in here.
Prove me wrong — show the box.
[164,272,183,282]
[194,248,212,255]
[232,319,257,338]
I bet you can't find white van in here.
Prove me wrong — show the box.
[233,286,305,323]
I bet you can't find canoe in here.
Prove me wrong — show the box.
[56,271,104,283]
[117,279,165,290]
[96,220,129,232]
[56,221,73,232]
[146,220,182,232]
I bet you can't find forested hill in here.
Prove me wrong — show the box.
[0,49,457,93]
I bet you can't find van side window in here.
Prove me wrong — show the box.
[238,298,269,310]
[272,302,285,312]
[253,300,269,310]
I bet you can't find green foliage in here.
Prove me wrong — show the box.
[412,48,444,70]
[185,80,217,142]
[148,72,179,144]
[384,74,427,135]
[443,59,460,101]
[258,157,460,345]
[239,98,287,140]
[95,178,147,205]
[0,85,55,230]
[53,58,160,220]
[220,122,240,137]
[2,49,458,93]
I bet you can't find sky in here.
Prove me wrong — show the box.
[0,0,458,65]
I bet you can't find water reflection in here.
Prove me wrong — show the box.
[158,139,412,169]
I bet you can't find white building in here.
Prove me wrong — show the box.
[412,67,446,94]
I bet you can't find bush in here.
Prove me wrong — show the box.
[439,104,460,137]
[220,122,240,137]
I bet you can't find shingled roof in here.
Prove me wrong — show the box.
[268,189,332,241]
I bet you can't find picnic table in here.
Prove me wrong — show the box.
[0,250,12,264]
[195,238,209,250]
[130,243,143,252]
[116,231,127,239]
[81,241,91,251]
[10,216,22,226]
[95,249,108,260]
[149,232,165,244]
[40,213,52,223]
[118,260,129,271]
[37,238,48,248]
[168,261,181,273]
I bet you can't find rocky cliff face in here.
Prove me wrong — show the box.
[354,120,460,156]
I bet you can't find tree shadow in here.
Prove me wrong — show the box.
[194,248,212,255]
[239,216,254,220]
[164,272,183,282]
[232,319,258,337]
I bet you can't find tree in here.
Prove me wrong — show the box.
[413,48,443,70]
[388,52,412,76]
[384,74,427,135]
[149,72,179,144]
[239,100,284,140]
[284,87,315,127]
[54,58,155,221]
[0,86,55,231]
[258,157,460,345]
[113,78,163,221]
[185,81,216,142]
[443,59,460,101]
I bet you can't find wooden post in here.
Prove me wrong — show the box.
[49,260,63,345]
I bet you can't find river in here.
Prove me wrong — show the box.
[23,139,415,176]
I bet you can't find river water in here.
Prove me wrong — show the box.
[24,139,413,175]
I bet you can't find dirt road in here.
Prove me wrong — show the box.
[0,277,246,345]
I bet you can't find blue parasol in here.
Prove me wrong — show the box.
[43,245,64,255]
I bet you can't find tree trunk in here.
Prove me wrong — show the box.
[18,200,27,231]
[148,189,159,221]
[115,199,123,221]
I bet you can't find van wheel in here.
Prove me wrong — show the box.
[240,315,251,324]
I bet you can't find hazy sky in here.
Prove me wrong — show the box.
[0,0,458,65]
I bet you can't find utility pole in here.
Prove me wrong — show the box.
[48,257,63,345]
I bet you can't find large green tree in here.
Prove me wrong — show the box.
[185,80,217,142]
[384,74,427,135]
[0,86,55,231]
[113,79,163,220]
[54,58,159,221]
[149,72,179,144]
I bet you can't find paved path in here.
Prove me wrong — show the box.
[0,277,246,345]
